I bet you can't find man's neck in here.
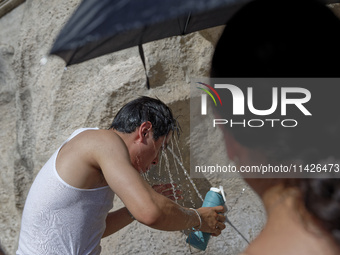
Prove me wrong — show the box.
[245,184,340,255]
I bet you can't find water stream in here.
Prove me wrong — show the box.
[134,137,251,254]
[165,139,250,248]
[167,146,204,202]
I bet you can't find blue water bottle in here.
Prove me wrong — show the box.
[186,186,227,251]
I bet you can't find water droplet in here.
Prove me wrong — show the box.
[40,57,47,65]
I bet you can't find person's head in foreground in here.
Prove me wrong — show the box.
[211,0,340,254]
[110,96,179,173]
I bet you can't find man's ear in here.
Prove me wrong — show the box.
[137,121,153,142]
[214,111,241,161]
[214,111,243,162]
[222,129,242,162]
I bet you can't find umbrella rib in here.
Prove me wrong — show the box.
[183,12,192,35]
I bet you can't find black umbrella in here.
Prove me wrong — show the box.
[50,0,252,66]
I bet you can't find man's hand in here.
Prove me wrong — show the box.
[197,206,226,236]
[152,183,183,201]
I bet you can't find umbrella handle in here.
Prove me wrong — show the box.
[138,44,150,89]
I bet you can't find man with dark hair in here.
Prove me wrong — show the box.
[17,96,225,254]
[110,96,179,141]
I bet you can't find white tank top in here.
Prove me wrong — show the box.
[17,128,115,255]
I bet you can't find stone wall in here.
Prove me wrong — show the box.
[0,0,294,254]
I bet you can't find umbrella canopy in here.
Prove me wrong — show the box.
[50,0,252,66]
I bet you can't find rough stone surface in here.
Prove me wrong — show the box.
[2,1,338,254]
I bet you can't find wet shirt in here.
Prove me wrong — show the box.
[17,128,115,255]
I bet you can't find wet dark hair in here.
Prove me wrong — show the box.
[211,0,340,246]
[211,0,340,78]
[109,96,179,140]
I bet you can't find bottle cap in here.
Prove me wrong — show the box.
[209,186,227,202]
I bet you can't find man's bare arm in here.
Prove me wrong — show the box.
[92,131,225,235]
[102,207,134,238]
